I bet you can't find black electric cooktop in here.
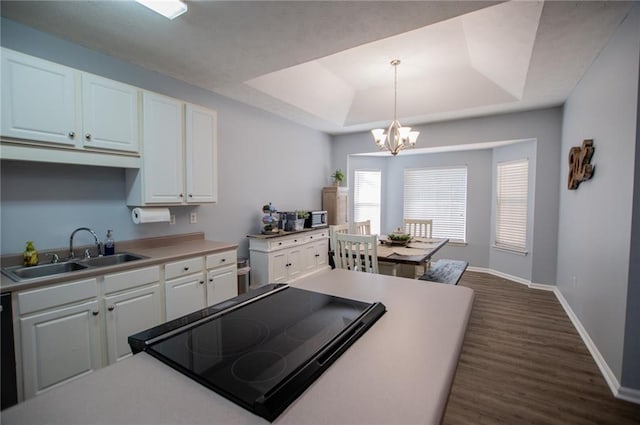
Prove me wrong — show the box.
[129,284,386,422]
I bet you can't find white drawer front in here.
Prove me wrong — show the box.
[18,278,98,315]
[268,236,304,250]
[165,257,203,280]
[103,266,160,295]
[206,250,236,269]
[304,231,327,243]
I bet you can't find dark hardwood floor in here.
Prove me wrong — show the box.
[442,271,640,425]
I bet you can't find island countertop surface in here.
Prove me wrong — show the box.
[1,268,474,425]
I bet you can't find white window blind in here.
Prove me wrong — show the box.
[353,170,381,235]
[495,159,529,252]
[404,167,467,242]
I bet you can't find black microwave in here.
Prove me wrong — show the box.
[305,210,327,228]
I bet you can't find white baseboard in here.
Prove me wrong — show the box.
[618,386,640,404]
[465,266,640,405]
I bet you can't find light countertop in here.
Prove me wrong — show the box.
[1,232,238,292]
[1,269,474,424]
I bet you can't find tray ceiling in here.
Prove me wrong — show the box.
[0,1,634,134]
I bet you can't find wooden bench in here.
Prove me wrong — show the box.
[418,259,468,285]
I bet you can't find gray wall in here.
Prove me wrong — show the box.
[623,44,640,389]
[558,5,639,385]
[0,18,332,258]
[332,107,562,283]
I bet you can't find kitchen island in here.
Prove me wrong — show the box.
[1,269,474,424]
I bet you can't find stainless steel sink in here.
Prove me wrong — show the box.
[1,252,147,282]
[2,262,89,281]
[78,252,147,267]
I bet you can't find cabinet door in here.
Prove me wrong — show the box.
[302,243,318,274]
[19,300,101,399]
[165,273,206,321]
[141,92,184,203]
[185,104,217,203]
[314,239,329,269]
[287,247,304,281]
[104,284,162,364]
[269,251,289,283]
[82,73,139,153]
[1,48,76,146]
[206,264,238,306]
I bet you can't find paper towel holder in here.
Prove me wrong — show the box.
[131,207,172,224]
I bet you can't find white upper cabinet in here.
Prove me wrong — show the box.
[81,73,139,153]
[1,48,76,146]
[139,92,184,204]
[127,92,217,206]
[1,48,141,167]
[185,103,218,203]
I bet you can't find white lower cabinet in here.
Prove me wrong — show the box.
[206,264,237,306]
[17,278,101,399]
[165,273,206,321]
[165,250,238,320]
[249,229,330,286]
[102,266,162,364]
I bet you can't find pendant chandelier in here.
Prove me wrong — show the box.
[371,59,419,156]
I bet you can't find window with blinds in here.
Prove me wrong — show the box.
[353,170,381,235]
[495,159,529,253]
[403,166,467,242]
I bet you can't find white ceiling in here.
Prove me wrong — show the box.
[0,1,634,135]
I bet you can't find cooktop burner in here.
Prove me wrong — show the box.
[129,284,386,422]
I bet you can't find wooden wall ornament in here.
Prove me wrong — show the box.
[568,139,595,190]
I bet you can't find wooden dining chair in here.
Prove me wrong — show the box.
[352,220,371,235]
[329,224,350,268]
[333,233,379,274]
[402,218,433,277]
[403,219,433,238]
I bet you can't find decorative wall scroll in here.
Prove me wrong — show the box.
[568,139,595,190]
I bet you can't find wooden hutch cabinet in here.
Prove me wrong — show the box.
[322,186,348,225]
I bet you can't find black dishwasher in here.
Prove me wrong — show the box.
[1,293,18,409]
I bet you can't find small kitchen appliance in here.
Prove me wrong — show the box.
[305,210,327,228]
[129,284,385,422]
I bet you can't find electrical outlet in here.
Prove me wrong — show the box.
[189,212,198,224]
[170,214,176,225]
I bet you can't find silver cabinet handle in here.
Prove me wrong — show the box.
[107,305,115,312]
[68,131,75,139]
[85,133,92,141]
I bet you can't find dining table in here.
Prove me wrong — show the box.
[377,236,449,278]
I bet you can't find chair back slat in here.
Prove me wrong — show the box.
[333,233,379,274]
[352,220,371,235]
[403,219,433,238]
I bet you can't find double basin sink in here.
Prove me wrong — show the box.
[2,252,147,282]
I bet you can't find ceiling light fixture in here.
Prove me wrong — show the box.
[135,0,188,20]
[371,59,418,156]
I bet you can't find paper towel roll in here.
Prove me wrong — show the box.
[131,207,171,224]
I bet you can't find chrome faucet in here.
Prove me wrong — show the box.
[69,227,102,259]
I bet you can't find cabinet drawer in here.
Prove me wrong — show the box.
[304,231,327,243]
[268,236,303,251]
[206,250,236,269]
[17,278,98,315]
[165,257,203,280]
[103,266,160,295]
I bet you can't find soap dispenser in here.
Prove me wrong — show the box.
[23,241,39,266]
[104,230,115,256]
